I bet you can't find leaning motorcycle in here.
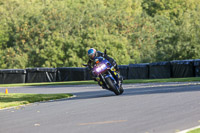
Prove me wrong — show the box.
[83,56,124,95]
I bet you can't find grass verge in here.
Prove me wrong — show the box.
[0,77,200,87]
[123,77,200,84]
[0,93,73,109]
[187,128,200,133]
[0,80,96,87]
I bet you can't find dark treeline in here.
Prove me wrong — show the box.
[0,0,200,69]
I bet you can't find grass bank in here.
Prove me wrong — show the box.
[0,80,96,87]
[187,128,200,133]
[0,93,73,109]
[124,77,200,84]
[0,77,200,87]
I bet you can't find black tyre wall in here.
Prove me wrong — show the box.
[194,59,200,77]
[118,65,129,79]
[128,63,149,79]
[149,61,171,79]
[0,69,26,84]
[57,67,88,81]
[26,68,56,83]
[171,60,194,78]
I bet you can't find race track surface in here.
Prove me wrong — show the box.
[0,82,200,133]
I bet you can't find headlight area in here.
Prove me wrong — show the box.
[95,64,106,72]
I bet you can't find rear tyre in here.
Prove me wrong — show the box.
[105,77,120,95]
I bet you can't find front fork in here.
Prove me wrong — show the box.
[99,74,110,89]
[107,71,118,85]
[102,71,119,89]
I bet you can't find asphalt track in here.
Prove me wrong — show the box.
[0,82,200,133]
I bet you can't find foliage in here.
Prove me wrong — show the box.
[0,0,200,68]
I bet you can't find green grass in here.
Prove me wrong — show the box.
[123,77,200,84]
[0,77,200,87]
[0,80,96,87]
[187,128,200,133]
[0,93,73,109]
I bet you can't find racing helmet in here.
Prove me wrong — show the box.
[88,48,96,59]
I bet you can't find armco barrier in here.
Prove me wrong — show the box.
[0,73,3,84]
[26,68,56,83]
[171,60,194,78]
[118,65,129,80]
[149,61,171,79]
[0,69,26,84]
[57,67,87,81]
[86,68,93,80]
[1,59,200,84]
[128,63,149,79]
[194,59,200,77]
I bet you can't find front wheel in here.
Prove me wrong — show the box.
[119,86,124,94]
[105,77,121,95]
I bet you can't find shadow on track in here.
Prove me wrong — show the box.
[67,84,200,101]
[123,84,200,96]
[37,84,200,104]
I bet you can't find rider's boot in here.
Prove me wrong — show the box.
[115,66,123,86]
[118,76,123,88]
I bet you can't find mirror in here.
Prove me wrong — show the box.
[104,49,107,55]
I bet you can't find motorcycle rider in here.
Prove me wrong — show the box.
[87,48,123,89]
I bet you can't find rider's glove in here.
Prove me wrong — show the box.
[96,77,100,81]
[111,66,116,71]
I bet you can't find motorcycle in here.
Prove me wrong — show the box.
[83,50,124,95]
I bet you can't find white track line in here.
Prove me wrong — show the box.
[177,125,200,133]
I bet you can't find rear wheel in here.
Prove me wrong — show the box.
[105,77,121,95]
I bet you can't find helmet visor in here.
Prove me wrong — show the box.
[88,53,95,59]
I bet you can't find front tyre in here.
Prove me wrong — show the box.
[105,77,121,95]
[119,86,124,94]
